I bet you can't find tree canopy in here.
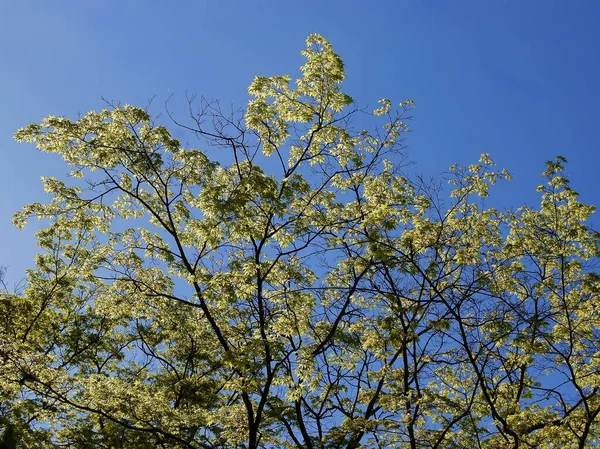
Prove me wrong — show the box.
[2,34,600,449]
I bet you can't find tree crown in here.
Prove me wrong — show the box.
[2,34,600,449]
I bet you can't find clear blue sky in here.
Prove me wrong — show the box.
[1,1,599,284]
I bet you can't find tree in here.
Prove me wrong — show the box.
[2,34,599,448]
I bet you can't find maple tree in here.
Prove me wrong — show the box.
[1,35,599,448]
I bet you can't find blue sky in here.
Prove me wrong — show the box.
[1,1,599,284]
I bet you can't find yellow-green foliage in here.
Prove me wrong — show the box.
[2,36,599,449]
